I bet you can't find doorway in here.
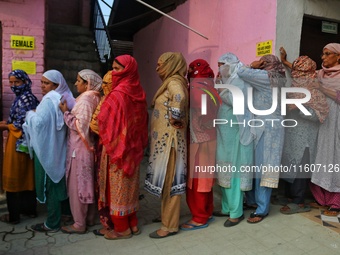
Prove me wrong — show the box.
[300,15,340,69]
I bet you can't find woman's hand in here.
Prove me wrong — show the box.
[279,47,292,69]
[279,47,287,62]
[59,101,69,113]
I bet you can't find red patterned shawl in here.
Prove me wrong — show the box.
[98,55,148,176]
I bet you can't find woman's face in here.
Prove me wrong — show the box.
[9,76,24,87]
[41,76,58,96]
[112,61,125,72]
[74,74,88,94]
[321,48,339,68]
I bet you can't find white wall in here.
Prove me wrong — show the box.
[276,0,340,65]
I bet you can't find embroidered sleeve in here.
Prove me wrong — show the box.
[168,80,187,120]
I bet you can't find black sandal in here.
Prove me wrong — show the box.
[247,212,268,224]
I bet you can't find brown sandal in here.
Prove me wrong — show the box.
[61,225,86,234]
[323,208,340,217]
[104,230,132,240]
[247,212,268,224]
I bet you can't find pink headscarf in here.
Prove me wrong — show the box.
[260,54,286,87]
[318,43,340,90]
[290,56,329,123]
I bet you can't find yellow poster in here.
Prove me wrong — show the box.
[256,40,272,57]
[12,60,36,74]
[11,35,35,50]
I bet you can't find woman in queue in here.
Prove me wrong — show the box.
[24,70,75,232]
[59,69,102,234]
[0,70,39,224]
[145,52,188,238]
[97,55,148,240]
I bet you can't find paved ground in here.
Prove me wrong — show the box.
[1,157,340,255]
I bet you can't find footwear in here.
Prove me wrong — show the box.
[31,223,60,233]
[61,225,86,234]
[212,211,230,217]
[0,214,20,225]
[93,229,108,236]
[247,212,268,224]
[180,221,209,231]
[280,203,311,215]
[104,230,132,240]
[149,230,178,239]
[224,215,244,227]
[323,207,340,216]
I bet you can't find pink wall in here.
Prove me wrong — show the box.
[134,0,277,106]
[1,0,46,120]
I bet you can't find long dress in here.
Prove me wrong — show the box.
[238,66,285,216]
[63,90,101,229]
[281,56,329,206]
[2,79,39,222]
[24,90,69,229]
[310,57,340,209]
[98,55,148,233]
[145,79,188,198]
[311,96,340,207]
[216,76,254,219]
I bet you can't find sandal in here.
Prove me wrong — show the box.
[61,225,86,234]
[280,203,311,215]
[0,214,20,225]
[180,220,209,231]
[323,207,340,217]
[31,223,60,233]
[247,212,268,224]
[224,214,244,227]
[104,230,132,240]
[149,229,178,239]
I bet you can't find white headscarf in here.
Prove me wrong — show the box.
[43,70,76,109]
[218,52,256,146]
[218,53,244,84]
